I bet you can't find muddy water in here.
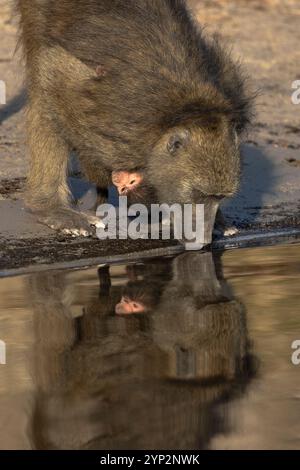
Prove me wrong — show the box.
[0,243,300,450]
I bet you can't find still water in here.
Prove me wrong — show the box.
[0,243,300,450]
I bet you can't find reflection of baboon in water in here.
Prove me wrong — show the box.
[28,253,256,450]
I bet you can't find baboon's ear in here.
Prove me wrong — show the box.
[167,130,190,155]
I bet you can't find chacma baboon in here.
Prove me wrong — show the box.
[28,252,255,449]
[17,0,252,242]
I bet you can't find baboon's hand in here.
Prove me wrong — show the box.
[36,208,105,237]
[213,209,238,239]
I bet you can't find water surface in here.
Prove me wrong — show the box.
[0,243,300,449]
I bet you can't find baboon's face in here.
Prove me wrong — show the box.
[112,119,240,245]
[115,296,147,315]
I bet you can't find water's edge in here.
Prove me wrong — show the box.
[2,227,300,278]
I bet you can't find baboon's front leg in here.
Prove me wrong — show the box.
[25,99,103,236]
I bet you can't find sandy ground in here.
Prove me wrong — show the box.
[0,0,25,180]
[0,0,300,271]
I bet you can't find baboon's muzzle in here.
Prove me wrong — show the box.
[175,199,220,251]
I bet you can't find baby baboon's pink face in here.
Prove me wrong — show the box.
[112,171,144,196]
[115,296,146,315]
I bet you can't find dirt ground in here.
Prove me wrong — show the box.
[0,0,300,272]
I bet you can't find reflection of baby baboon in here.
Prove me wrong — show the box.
[114,261,172,315]
[28,253,255,450]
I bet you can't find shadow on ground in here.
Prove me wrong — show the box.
[0,89,26,125]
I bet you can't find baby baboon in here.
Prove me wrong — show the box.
[17,0,252,241]
[114,261,172,314]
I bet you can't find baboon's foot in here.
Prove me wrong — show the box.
[36,208,105,237]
